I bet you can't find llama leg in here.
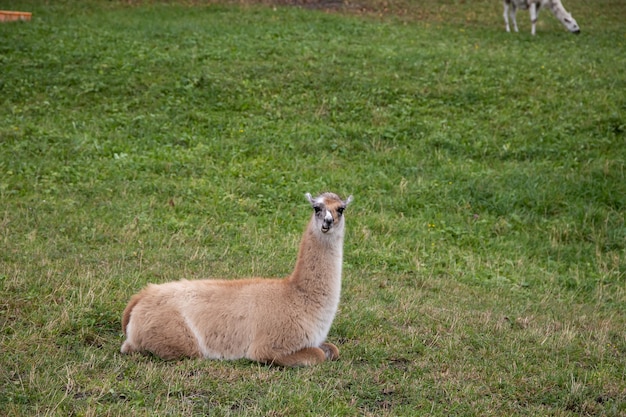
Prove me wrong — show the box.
[147,334,203,360]
[511,6,519,33]
[319,342,340,361]
[530,3,538,35]
[250,344,329,367]
[122,310,203,360]
[262,343,339,366]
[503,1,511,32]
[270,347,328,367]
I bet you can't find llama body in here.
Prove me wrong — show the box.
[503,0,580,35]
[121,192,352,366]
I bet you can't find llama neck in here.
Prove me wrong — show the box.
[289,220,344,300]
[549,0,568,20]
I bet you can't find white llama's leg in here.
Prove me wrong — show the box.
[504,1,511,32]
[511,4,519,32]
[530,2,538,35]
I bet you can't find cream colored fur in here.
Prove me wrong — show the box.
[121,192,353,366]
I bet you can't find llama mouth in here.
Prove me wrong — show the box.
[321,226,330,233]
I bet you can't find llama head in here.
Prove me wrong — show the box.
[563,13,580,34]
[305,192,353,235]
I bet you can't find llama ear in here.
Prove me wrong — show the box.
[305,193,314,205]
[345,195,353,206]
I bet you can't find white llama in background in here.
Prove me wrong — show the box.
[121,192,353,367]
[503,0,580,35]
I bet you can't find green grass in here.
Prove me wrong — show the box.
[1,0,625,415]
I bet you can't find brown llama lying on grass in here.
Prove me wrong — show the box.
[121,192,353,366]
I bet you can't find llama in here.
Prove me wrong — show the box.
[121,192,353,366]
[503,0,580,35]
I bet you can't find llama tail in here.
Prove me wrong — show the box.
[121,292,143,335]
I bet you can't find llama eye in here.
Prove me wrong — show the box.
[313,206,322,213]
[337,207,344,215]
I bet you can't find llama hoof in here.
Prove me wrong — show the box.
[320,342,340,361]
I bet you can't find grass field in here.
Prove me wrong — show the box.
[1,0,625,415]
